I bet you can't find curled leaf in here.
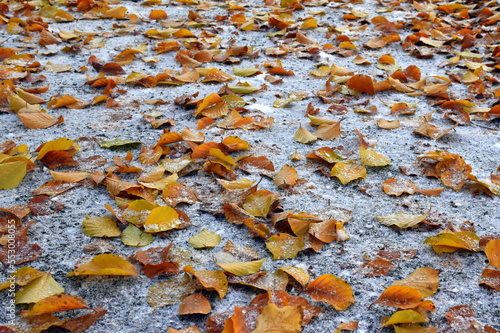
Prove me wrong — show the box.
[375,212,428,229]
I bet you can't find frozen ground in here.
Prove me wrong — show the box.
[0,0,499,332]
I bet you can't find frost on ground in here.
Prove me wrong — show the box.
[0,0,499,332]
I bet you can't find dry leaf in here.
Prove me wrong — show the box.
[305,274,355,311]
[375,212,428,229]
[179,293,211,315]
[67,254,139,276]
[252,304,302,333]
[393,267,440,298]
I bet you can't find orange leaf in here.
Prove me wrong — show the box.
[305,274,355,311]
[424,230,480,254]
[238,156,275,177]
[149,9,167,20]
[47,95,78,109]
[479,269,500,291]
[18,113,63,129]
[194,93,228,118]
[485,239,500,268]
[362,258,396,277]
[179,293,211,315]
[346,74,375,95]
[21,294,88,317]
[184,266,228,298]
[243,190,279,217]
[372,285,423,309]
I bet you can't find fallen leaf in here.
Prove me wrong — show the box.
[67,254,139,276]
[360,147,391,167]
[479,269,500,291]
[485,239,500,268]
[266,234,304,260]
[372,285,423,309]
[305,274,355,311]
[362,258,396,277]
[274,164,298,187]
[179,293,211,315]
[143,206,181,233]
[252,304,302,333]
[184,266,228,298]
[82,215,120,238]
[382,178,418,196]
[424,230,480,254]
[147,274,198,308]
[15,272,65,304]
[330,162,367,184]
[121,224,153,247]
[382,309,428,327]
[393,267,440,298]
[375,212,428,229]
[188,229,221,249]
[216,259,265,277]
[20,294,89,317]
[243,190,279,217]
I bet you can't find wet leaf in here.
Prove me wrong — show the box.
[375,212,428,229]
[82,215,120,238]
[188,229,221,249]
[15,272,65,304]
[305,274,355,311]
[252,304,302,333]
[67,254,139,276]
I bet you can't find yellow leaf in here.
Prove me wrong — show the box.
[0,267,44,290]
[217,178,256,190]
[0,158,28,189]
[392,267,440,298]
[424,230,480,254]
[305,274,355,311]
[82,215,121,238]
[266,233,304,259]
[382,309,428,326]
[294,126,317,143]
[18,112,63,130]
[233,67,261,77]
[301,18,318,29]
[252,304,302,333]
[330,162,366,184]
[188,229,221,249]
[216,259,265,276]
[67,254,139,276]
[143,206,181,233]
[15,273,65,304]
[36,138,77,160]
[122,199,157,225]
[243,190,279,217]
[375,212,428,229]
[394,325,437,333]
[360,147,391,166]
[278,266,310,287]
[121,224,154,247]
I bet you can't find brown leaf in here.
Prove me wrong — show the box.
[362,258,396,277]
[382,178,418,196]
[238,156,275,177]
[27,195,65,215]
[479,269,500,291]
[60,307,107,333]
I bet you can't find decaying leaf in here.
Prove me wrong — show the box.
[147,274,199,308]
[382,178,419,196]
[375,212,428,229]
